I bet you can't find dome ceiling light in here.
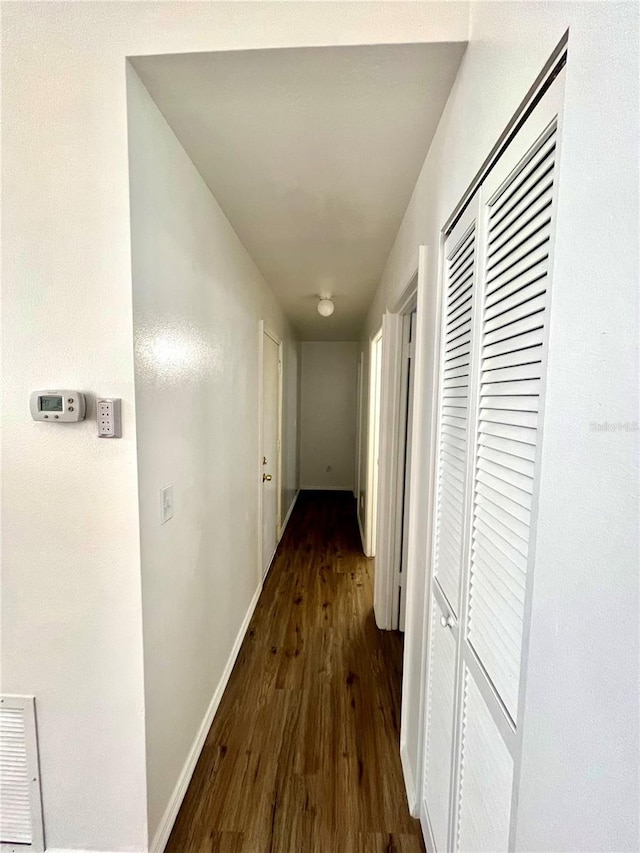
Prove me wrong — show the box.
[317,296,335,317]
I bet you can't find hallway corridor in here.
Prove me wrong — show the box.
[166,491,424,853]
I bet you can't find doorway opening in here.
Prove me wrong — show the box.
[373,269,419,631]
[396,307,417,631]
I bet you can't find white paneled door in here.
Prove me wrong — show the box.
[420,65,565,852]
[261,328,281,578]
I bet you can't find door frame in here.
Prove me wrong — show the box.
[373,269,419,630]
[364,328,383,558]
[398,245,432,816]
[355,351,364,502]
[258,321,283,582]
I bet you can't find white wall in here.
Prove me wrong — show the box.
[300,342,358,491]
[127,67,298,845]
[363,2,639,849]
[1,3,469,850]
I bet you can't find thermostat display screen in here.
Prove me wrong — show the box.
[40,395,63,412]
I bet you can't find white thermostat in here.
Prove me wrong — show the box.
[30,390,86,422]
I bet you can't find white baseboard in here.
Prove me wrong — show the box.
[279,489,299,539]
[149,583,263,853]
[299,485,354,491]
[400,739,419,818]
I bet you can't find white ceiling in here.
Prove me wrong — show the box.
[132,43,466,340]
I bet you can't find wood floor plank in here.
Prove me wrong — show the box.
[165,490,424,853]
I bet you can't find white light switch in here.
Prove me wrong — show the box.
[160,484,174,525]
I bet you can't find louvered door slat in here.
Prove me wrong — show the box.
[467,123,557,723]
[471,549,526,605]
[478,444,536,477]
[448,309,473,333]
[442,426,467,450]
[484,295,546,335]
[450,230,475,270]
[475,498,530,543]
[446,338,472,358]
[474,515,528,572]
[483,310,545,346]
[450,259,474,287]
[476,481,531,525]
[487,209,552,273]
[489,184,553,252]
[448,294,473,324]
[449,284,473,314]
[479,431,537,462]
[450,232,472,269]
[486,243,549,293]
[445,365,470,381]
[475,471,532,515]
[442,415,467,433]
[482,359,541,382]
[482,377,542,397]
[490,132,556,222]
[482,328,544,360]
[448,301,473,327]
[485,263,547,310]
[485,231,550,284]
[486,275,546,322]
[469,577,523,647]
[479,403,539,428]
[472,531,527,587]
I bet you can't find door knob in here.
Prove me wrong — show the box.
[263,473,272,482]
[440,614,454,629]
[263,456,267,465]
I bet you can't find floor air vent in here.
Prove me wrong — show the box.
[0,696,44,852]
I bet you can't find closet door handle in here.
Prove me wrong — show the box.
[440,614,454,629]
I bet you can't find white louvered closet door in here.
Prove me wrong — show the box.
[421,197,479,852]
[453,70,565,853]
[419,65,565,853]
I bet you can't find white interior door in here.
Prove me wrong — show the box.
[261,329,280,578]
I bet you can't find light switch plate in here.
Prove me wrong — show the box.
[97,398,122,438]
[160,484,174,525]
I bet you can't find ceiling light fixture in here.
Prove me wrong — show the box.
[317,296,335,317]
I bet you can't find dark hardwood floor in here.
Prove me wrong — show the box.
[166,490,425,853]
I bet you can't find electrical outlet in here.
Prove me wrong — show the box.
[160,484,174,524]
[97,398,122,438]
